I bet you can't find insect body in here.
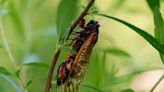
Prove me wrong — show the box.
[57,20,100,92]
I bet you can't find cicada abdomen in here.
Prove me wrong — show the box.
[57,20,100,92]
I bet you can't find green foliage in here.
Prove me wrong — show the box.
[96,14,164,55]
[121,88,135,92]
[23,62,49,68]
[147,0,164,63]
[14,69,21,78]
[104,48,131,57]
[25,80,32,88]
[0,0,164,92]
[153,9,164,45]
[146,0,160,11]
[0,74,23,92]
[0,67,13,76]
[56,0,78,43]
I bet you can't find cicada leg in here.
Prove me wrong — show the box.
[79,19,86,29]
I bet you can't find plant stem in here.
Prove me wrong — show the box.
[150,73,164,92]
[45,47,61,92]
[0,17,18,70]
[0,16,26,91]
[66,0,95,40]
[45,0,95,92]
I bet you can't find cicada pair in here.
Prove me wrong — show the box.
[56,20,100,92]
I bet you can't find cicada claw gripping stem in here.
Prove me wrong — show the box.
[57,20,100,92]
[45,0,96,92]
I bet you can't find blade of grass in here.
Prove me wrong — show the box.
[105,48,131,57]
[95,14,164,55]
[23,62,49,68]
[112,67,164,84]
[146,0,160,12]
[147,0,164,63]
[153,8,164,63]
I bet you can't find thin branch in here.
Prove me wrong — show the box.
[0,16,26,90]
[0,18,18,69]
[150,73,164,92]
[0,17,18,70]
[45,0,95,92]
[45,48,61,92]
[66,0,95,40]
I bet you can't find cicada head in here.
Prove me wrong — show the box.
[86,20,100,33]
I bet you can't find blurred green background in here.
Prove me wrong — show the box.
[0,0,164,92]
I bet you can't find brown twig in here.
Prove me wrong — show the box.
[45,0,95,92]
[45,48,61,92]
[66,0,95,40]
[149,73,164,92]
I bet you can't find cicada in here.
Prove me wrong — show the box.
[56,20,100,92]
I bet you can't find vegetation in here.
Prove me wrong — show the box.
[0,0,163,92]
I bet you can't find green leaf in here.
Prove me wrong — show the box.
[25,80,32,88]
[153,9,164,44]
[23,62,49,68]
[121,88,135,92]
[105,48,131,57]
[153,8,164,63]
[56,0,78,43]
[146,0,159,12]
[113,67,164,84]
[95,14,164,54]
[0,74,23,92]
[147,0,164,63]
[15,69,21,78]
[0,67,13,76]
